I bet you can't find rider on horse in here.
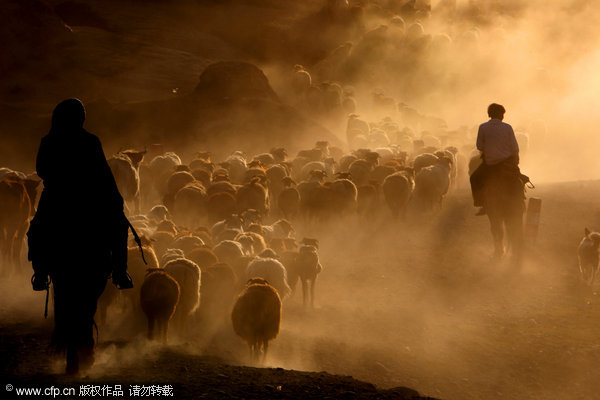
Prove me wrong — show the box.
[470,103,521,216]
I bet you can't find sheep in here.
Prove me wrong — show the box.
[206,180,237,198]
[241,209,262,229]
[187,247,218,271]
[216,228,243,243]
[357,181,380,217]
[270,148,288,163]
[172,235,205,256]
[206,191,237,223]
[172,182,206,228]
[123,243,160,311]
[151,230,175,261]
[412,152,439,174]
[578,228,600,286]
[236,234,255,255]
[163,171,195,210]
[287,245,323,308]
[330,176,358,214]
[108,153,141,214]
[192,227,213,248]
[231,278,282,363]
[238,231,267,254]
[213,240,245,276]
[262,219,295,242]
[223,154,247,184]
[163,258,201,335]
[265,164,288,212]
[161,248,185,266]
[382,169,414,218]
[200,262,238,328]
[412,156,452,212]
[253,153,276,167]
[140,269,180,343]
[370,164,397,185]
[156,219,178,236]
[278,177,300,220]
[147,205,171,222]
[300,160,334,181]
[211,214,244,239]
[348,159,374,187]
[236,177,269,216]
[246,257,291,300]
[258,248,279,259]
[1,176,38,274]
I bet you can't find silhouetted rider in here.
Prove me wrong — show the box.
[470,103,520,215]
[27,98,133,375]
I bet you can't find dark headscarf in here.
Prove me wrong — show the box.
[49,98,86,134]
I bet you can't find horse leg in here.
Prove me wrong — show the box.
[302,279,308,309]
[506,211,524,266]
[487,214,504,259]
[262,340,269,364]
[310,278,316,309]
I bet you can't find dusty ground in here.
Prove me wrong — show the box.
[2,181,600,399]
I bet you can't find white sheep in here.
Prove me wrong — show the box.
[246,257,291,300]
[163,258,201,335]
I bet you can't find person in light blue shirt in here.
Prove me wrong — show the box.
[470,103,520,215]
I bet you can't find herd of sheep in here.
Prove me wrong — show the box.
[0,0,580,366]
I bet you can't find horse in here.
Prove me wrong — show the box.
[483,163,526,262]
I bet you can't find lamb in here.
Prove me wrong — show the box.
[246,257,291,300]
[163,258,201,335]
[382,169,414,218]
[288,245,323,308]
[578,228,600,286]
[140,269,180,343]
[231,278,282,362]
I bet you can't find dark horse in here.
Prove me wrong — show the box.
[28,99,132,375]
[483,163,526,262]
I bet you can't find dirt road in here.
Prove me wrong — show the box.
[2,181,600,399]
